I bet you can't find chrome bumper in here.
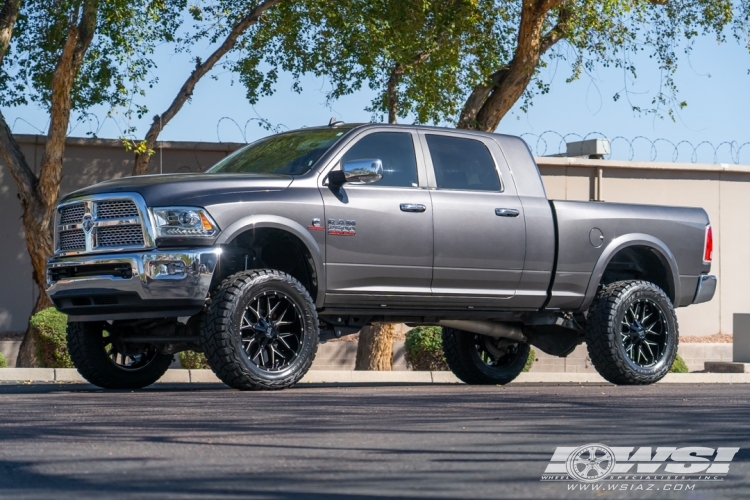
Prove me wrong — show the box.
[692,274,717,305]
[46,247,220,321]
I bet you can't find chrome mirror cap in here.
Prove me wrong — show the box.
[342,159,383,184]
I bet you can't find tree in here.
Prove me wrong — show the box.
[457,0,742,131]
[265,0,743,130]
[130,0,286,176]
[258,0,501,125]
[0,0,182,366]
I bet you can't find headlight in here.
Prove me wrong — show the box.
[150,207,220,238]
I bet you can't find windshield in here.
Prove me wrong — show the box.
[206,128,351,175]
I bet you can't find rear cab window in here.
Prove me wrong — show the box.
[425,134,501,191]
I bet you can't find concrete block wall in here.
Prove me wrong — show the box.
[528,343,732,373]
[310,341,409,371]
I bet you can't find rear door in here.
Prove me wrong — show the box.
[421,132,526,306]
[320,129,434,307]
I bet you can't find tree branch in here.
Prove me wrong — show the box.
[539,5,572,55]
[0,110,37,205]
[133,0,284,175]
[38,0,99,205]
[0,1,35,201]
[459,0,567,131]
[0,0,22,66]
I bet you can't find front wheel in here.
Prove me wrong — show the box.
[67,322,173,389]
[585,280,679,385]
[442,327,530,385]
[200,270,319,390]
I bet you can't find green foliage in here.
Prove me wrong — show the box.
[28,307,73,368]
[251,0,502,124]
[669,353,689,373]
[0,0,186,120]
[244,0,746,127]
[523,348,536,373]
[0,352,7,368]
[405,326,535,372]
[180,350,210,370]
[404,326,449,371]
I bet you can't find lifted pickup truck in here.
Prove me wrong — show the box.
[46,123,716,390]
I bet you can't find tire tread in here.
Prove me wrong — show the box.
[200,269,318,391]
[584,280,678,385]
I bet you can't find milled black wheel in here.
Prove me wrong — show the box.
[67,322,173,389]
[442,327,530,385]
[585,280,679,385]
[201,269,318,390]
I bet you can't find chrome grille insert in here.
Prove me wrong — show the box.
[60,203,85,225]
[56,195,150,254]
[96,225,145,248]
[59,229,86,251]
[96,200,139,220]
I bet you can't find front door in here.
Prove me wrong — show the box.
[320,130,433,307]
[422,132,526,307]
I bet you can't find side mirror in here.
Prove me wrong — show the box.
[335,159,383,185]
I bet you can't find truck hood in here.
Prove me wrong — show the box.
[63,173,293,206]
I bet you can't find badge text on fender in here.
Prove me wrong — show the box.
[328,219,356,236]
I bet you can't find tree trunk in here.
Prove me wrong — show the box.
[386,64,403,124]
[132,0,284,176]
[458,0,566,131]
[355,323,395,371]
[0,2,99,367]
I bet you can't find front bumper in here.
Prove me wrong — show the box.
[46,247,220,321]
[692,274,717,305]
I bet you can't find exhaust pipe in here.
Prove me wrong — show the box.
[437,320,527,342]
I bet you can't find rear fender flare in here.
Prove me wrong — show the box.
[215,215,325,307]
[578,233,680,312]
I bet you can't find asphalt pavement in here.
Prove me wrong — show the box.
[0,382,748,500]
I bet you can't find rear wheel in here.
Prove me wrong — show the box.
[442,327,530,385]
[585,280,678,385]
[67,322,173,389]
[201,270,318,390]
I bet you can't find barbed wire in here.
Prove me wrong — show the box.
[10,112,749,165]
[215,116,290,143]
[520,131,750,165]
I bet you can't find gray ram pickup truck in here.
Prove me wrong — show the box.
[46,122,716,390]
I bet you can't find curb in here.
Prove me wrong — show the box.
[0,369,750,385]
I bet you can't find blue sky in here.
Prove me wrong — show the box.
[5,30,750,164]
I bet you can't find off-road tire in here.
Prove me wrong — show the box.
[67,322,173,389]
[585,280,679,385]
[442,327,530,385]
[201,269,318,390]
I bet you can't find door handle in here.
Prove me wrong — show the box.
[400,203,426,213]
[495,208,520,217]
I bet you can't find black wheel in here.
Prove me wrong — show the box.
[585,280,678,385]
[201,269,318,390]
[442,327,530,385]
[67,322,173,389]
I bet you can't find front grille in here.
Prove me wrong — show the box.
[96,225,145,248]
[96,200,138,219]
[60,203,85,224]
[59,229,86,251]
[56,197,148,254]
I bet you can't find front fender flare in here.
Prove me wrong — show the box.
[215,215,325,307]
[578,233,681,312]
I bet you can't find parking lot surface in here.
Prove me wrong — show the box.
[0,382,747,499]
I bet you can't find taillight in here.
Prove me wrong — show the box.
[703,225,713,263]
